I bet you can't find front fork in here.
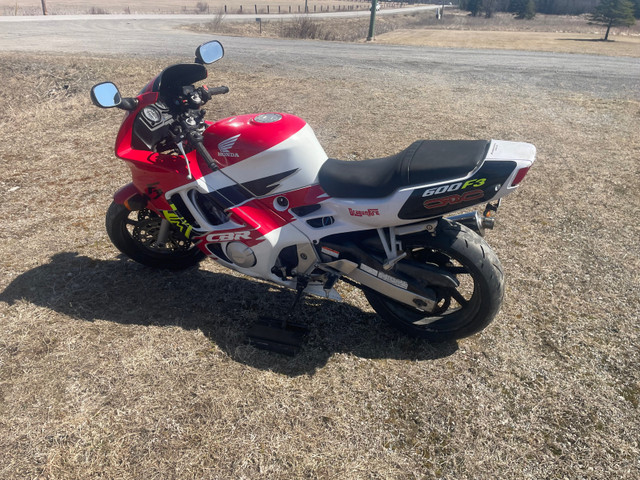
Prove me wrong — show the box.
[154,218,172,248]
[113,182,177,247]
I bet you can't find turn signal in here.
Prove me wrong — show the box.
[124,193,148,211]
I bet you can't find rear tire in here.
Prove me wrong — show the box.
[105,201,205,270]
[364,219,504,341]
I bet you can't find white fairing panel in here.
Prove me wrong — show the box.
[485,140,537,200]
[219,124,328,194]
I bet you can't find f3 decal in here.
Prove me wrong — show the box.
[422,178,486,197]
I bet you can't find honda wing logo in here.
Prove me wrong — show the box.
[218,135,241,158]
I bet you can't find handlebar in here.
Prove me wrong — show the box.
[206,85,230,96]
[180,84,229,109]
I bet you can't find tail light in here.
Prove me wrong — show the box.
[510,167,530,187]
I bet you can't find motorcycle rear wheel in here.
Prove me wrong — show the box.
[364,220,504,341]
[105,201,205,270]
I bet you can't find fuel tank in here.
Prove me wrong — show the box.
[202,113,328,196]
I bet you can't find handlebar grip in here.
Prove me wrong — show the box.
[188,131,219,172]
[208,86,229,96]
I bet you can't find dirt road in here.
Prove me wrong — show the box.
[1,15,638,99]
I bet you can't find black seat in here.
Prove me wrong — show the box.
[318,140,490,199]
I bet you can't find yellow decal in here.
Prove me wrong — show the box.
[163,205,193,238]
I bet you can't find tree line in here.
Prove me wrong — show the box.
[459,0,639,20]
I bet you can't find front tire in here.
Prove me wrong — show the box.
[105,201,205,270]
[364,219,504,341]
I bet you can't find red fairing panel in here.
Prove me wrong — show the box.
[113,92,213,211]
[202,113,307,168]
[192,184,329,251]
[254,184,328,224]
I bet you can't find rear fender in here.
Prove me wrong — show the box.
[113,183,148,211]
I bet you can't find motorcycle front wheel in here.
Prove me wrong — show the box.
[105,201,205,270]
[364,219,504,342]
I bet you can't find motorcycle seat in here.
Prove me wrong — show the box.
[318,140,490,199]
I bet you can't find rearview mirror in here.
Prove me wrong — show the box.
[195,41,224,65]
[90,82,122,108]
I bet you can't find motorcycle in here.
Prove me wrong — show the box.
[90,40,536,347]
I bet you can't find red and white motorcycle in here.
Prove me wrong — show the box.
[90,41,535,345]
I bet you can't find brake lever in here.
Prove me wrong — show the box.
[176,141,193,180]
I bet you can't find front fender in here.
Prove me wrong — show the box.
[113,183,148,211]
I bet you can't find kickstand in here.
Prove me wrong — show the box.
[246,280,310,356]
[284,281,307,327]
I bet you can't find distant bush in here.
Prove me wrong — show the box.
[279,16,331,40]
[206,9,225,30]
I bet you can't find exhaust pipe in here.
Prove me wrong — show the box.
[446,211,495,236]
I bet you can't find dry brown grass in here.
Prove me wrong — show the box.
[0,48,639,479]
[376,11,640,55]
[376,29,640,56]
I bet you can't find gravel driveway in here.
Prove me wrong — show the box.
[1,15,638,99]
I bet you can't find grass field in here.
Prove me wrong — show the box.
[1,13,639,480]
[375,11,640,55]
[375,29,640,56]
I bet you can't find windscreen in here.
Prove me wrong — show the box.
[150,63,208,94]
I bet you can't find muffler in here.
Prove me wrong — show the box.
[446,211,495,236]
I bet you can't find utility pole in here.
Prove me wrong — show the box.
[366,0,378,41]
[41,0,48,15]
